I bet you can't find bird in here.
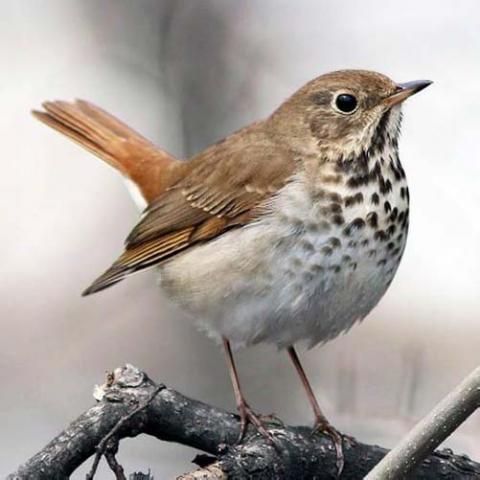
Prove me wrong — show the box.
[33,70,431,473]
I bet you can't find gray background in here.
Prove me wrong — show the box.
[1,1,480,477]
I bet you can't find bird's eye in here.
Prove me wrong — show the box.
[334,94,358,114]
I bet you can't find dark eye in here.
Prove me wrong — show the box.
[335,94,358,114]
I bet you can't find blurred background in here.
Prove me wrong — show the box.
[2,0,480,477]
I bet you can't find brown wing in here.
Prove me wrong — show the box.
[83,131,296,295]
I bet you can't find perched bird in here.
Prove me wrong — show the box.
[33,70,431,472]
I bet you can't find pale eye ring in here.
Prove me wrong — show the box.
[333,93,358,114]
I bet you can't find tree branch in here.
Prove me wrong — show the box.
[7,365,480,480]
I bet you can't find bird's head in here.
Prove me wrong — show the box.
[268,70,432,162]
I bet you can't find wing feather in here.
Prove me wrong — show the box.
[83,128,296,295]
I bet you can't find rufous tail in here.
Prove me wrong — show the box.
[32,100,183,202]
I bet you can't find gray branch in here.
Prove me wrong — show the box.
[7,365,480,480]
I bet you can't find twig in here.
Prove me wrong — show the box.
[104,442,127,480]
[365,365,480,479]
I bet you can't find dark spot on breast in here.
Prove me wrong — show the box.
[397,211,405,224]
[389,159,403,181]
[328,237,341,249]
[369,161,382,182]
[379,178,393,195]
[367,212,378,228]
[332,214,345,226]
[386,225,396,237]
[400,187,406,200]
[352,217,366,229]
[377,258,387,267]
[350,262,358,270]
[310,264,324,274]
[343,218,366,236]
[368,249,377,258]
[406,187,410,202]
[345,192,364,207]
[300,239,315,252]
[342,254,352,263]
[348,240,358,248]
[329,192,343,203]
[321,246,333,256]
[329,265,341,273]
[329,203,343,214]
[401,209,410,230]
[371,192,380,205]
[389,207,398,222]
[361,239,369,247]
[384,201,392,213]
[347,174,369,189]
[374,230,388,242]
[391,247,401,257]
[386,241,395,251]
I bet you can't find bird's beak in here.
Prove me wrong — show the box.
[383,79,433,107]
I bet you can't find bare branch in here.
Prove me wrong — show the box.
[366,365,480,479]
[7,365,480,480]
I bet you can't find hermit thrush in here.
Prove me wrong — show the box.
[33,70,431,473]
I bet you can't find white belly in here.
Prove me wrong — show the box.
[159,174,408,350]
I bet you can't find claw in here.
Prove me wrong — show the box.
[312,420,344,477]
[237,401,276,446]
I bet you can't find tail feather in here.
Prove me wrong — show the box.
[32,99,183,202]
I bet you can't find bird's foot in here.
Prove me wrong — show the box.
[312,419,344,477]
[259,412,284,428]
[236,401,276,445]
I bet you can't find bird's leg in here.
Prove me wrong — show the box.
[222,337,275,444]
[287,345,344,474]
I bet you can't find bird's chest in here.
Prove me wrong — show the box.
[255,158,409,344]
[272,172,409,282]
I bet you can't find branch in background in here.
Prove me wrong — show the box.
[7,365,480,480]
[365,365,480,480]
